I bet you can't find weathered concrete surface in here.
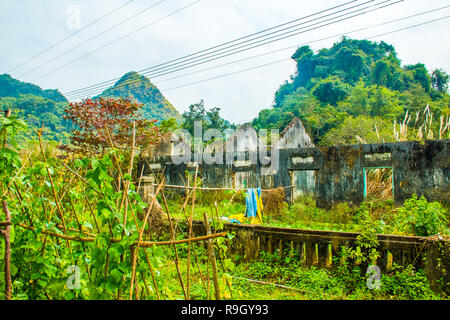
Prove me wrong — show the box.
[138,139,449,208]
[182,220,450,294]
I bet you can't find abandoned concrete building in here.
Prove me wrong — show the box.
[137,118,450,294]
[139,117,449,208]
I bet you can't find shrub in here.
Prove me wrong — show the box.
[329,202,354,224]
[381,265,437,299]
[395,194,448,236]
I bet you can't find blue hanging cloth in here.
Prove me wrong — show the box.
[245,188,261,218]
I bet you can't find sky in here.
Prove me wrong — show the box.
[1,0,449,123]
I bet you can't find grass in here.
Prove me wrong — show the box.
[147,243,445,300]
[148,189,449,300]
[159,190,449,237]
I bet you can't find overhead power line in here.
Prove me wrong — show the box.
[160,58,292,92]
[67,3,408,99]
[63,0,371,97]
[65,0,403,99]
[6,0,134,74]
[66,12,450,101]
[65,0,376,97]
[157,15,450,93]
[108,0,400,90]
[70,14,432,128]
[17,0,167,79]
[29,0,202,83]
[153,5,450,86]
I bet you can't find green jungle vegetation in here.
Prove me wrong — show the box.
[0,38,449,300]
[161,187,449,238]
[250,37,450,145]
[0,74,72,142]
[0,71,179,144]
[96,71,179,122]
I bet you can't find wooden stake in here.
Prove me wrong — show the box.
[160,188,187,299]
[203,212,221,300]
[186,165,198,299]
[1,200,12,300]
[37,130,71,251]
[129,179,164,299]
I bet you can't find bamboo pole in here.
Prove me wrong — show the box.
[122,121,136,229]
[1,200,12,300]
[16,222,226,246]
[160,188,187,299]
[129,179,164,299]
[143,248,160,300]
[0,155,31,199]
[203,212,221,300]
[36,130,71,252]
[104,126,139,232]
[186,165,199,299]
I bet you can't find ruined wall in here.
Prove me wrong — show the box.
[186,220,450,294]
[138,139,449,208]
[276,117,315,149]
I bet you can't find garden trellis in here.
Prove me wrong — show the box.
[0,121,227,300]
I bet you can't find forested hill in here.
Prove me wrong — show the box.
[0,74,67,102]
[252,37,450,145]
[0,74,72,141]
[0,72,180,142]
[96,71,180,121]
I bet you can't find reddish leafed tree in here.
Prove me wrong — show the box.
[62,97,159,155]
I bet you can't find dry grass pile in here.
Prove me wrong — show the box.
[366,168,393,200]
[262,187,286,217]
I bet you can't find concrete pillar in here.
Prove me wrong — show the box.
[138,176,155,204]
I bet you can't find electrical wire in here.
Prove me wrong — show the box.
[63,0,381,97]
[29,0,202,82]
[68,14,449,97]
[152,5,450,86]
[65,0,402,99]
[17,0,167,78]
[57,0,363,96]
[6,0,134,73]
[110,0,401,90]
[157,15,450,93]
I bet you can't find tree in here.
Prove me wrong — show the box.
[182,100,208,137]
[291,45,316,88]
[405,63,431,93]
[159,117,180,135]
[182,100,230,136]
[320,115,393,146]
[334,46,370,84]
[273,81,294,108]
[337,80,370,115]
[369,86,403,120]
[206,107,227,131]
[431,68,449,93]
[63,97,159,155]
[312,76,350,105]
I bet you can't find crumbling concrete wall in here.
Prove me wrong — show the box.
[138,139,449,207]
[185,220,450,294]
[276,117,315,149]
